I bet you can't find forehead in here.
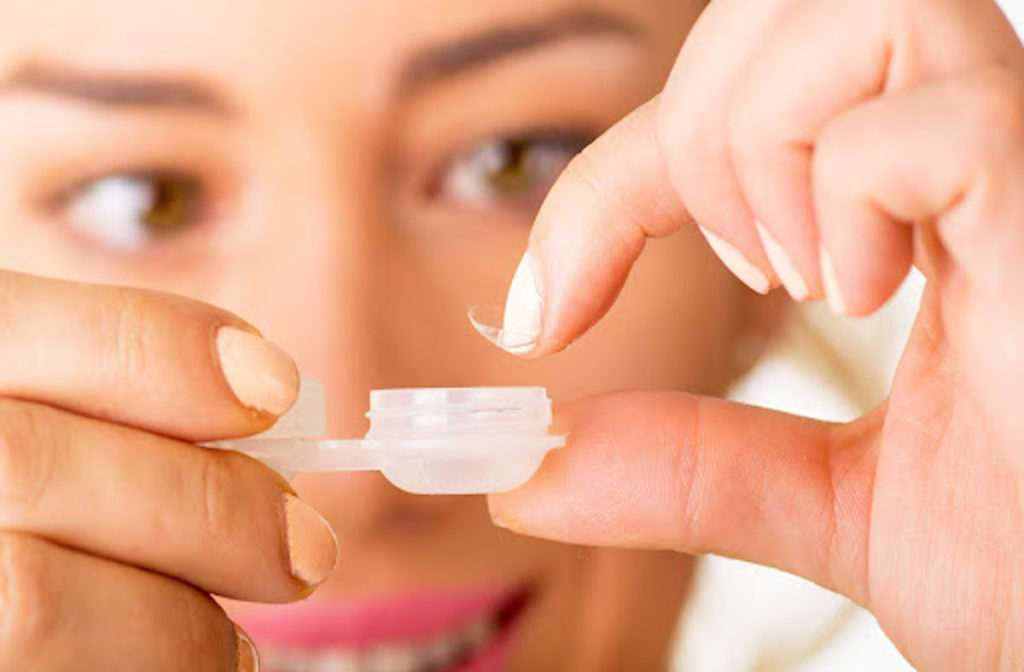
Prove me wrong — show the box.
[1,1,637,74]
[0,0,698,139]
[0,0,698,65]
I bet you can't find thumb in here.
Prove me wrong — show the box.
[488,391,879,605]
[471,97,693,356]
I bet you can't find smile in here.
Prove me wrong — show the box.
[245,584,532,672]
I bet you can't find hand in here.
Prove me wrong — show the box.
[0,271,338,670]
[486,0,1024,668]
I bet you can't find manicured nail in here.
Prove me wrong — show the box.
[487,501,520,532]
[283,493,338,587]
[500,250,543,354]
[216,326,300,416]
[235,626,259,672]
[754,222,810,301]
[819,246,848,315]
[489,510,510,530]
[699,227,772,295]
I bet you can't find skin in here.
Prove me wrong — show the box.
[488,0,1024,669]
[0,0,778,669]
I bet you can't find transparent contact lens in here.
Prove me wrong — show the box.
[467,304,537,354]
[207,380,564,495]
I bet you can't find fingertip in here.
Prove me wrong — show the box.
[485,483,562,542]
[486,490,536,539]
[476,99,690,358]
[233,625,260,672]
[216,326,300,418]
[486,495,517,531]
[485,405,578,537]
[500,250,544,352]
[467,304,539,357]
[755,222,813,302]
[817,233,913,318]
[819,246,850,316]
[698,226,775,294]
[282,493,339,590]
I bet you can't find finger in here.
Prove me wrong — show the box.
[488,391,879,604]
[0,270,299,441]
[0,532,255,671]
[816,67,1024,445]
[657,0,799,296]
[476,98,693,357]
[727,0,1024,304]
[814,68,1024,314]
[0,399,338,602]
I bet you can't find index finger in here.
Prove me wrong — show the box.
[0,270,298,441]
[471,99,694,357]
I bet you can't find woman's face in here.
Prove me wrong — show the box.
[0,0,755,669]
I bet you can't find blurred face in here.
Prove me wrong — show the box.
[0,0,762,669]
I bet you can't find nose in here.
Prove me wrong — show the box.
[213,126,466,546]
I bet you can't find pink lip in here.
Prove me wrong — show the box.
[237,584,523,649]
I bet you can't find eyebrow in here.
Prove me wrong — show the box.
[398,8,642,93]
[0,61,234,116]
[0,8,640,115]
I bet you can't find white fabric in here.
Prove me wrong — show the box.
[672,272,921,672]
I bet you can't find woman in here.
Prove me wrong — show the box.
[0,1,760,669]
[0,0,1021,671]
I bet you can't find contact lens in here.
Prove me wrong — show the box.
[467,304,538,353]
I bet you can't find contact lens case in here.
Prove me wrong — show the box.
[207,380,564,495]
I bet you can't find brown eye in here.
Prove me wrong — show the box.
[437,131,591,210]
[483,139,540,193]
[140,174,202,234]
[63,172,203,251]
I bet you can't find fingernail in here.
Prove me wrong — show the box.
[234,626,259,672]
[283,493,338,587]
[754,222,810,301]
[500,250,543,353]
[487,501,517,532]
[819,246,848,315]
[216,326,300,416]
[489,509,510,530]
[699,227,772,294]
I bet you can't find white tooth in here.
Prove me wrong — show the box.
[259,647,365,672]
[362,644,418,672]
[311,649,360,672]
[406,643,437,671]
[423,634,462,668]
[257,614,500,672]
[462,617,496,649]
[263,649,315,672]
[259,649,285,669]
